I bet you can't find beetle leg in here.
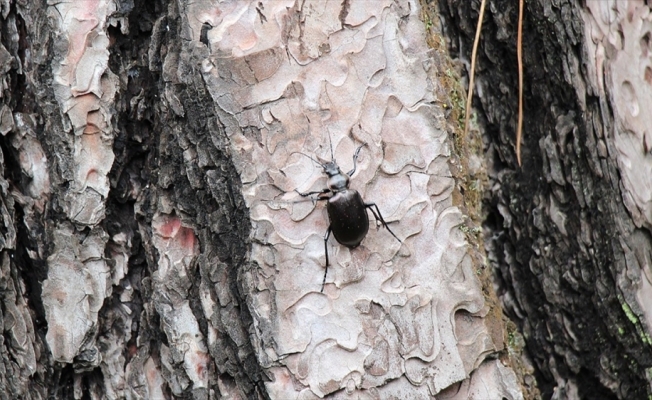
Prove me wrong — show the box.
[365,203,402,243]
[366,205,382,228]
[295,188,331,197]
[294,188,331,204]
[346,142,368,177]
[322,226,332,292]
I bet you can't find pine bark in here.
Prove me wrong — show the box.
[439,0,652,399]
[0,0,531,398]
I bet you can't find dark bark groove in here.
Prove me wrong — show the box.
[1,0,271,397]
[137,1,270,397]
[438,0,652,398]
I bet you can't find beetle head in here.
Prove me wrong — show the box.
[321,161,340,177]
[290,151,350,191]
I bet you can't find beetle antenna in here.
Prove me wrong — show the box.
[290,151,323,168]
[328,130,335,162]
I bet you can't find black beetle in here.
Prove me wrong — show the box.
[294,142,401,291]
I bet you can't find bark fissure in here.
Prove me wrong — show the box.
[439,0,652,398]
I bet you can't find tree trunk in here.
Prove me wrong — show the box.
[439,0,652,399]
[0,0,541,398]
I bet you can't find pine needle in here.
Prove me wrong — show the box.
[516,0,524,166]
[463,0,487,142]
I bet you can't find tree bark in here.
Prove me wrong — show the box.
[0,0,526,398]
[439,0,652,399]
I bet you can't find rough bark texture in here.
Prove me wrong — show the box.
[200,1,514,397]
[0,0,524,398]
[439,0,652,399]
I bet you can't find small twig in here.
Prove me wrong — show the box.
[463,0,487,140]
[516,0,524,166]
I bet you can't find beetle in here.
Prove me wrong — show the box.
[293,142,401,292]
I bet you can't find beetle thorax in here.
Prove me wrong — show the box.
[322,162,350,192]
[327,173,349,192]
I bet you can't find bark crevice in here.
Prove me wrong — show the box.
[439,0,652,398]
